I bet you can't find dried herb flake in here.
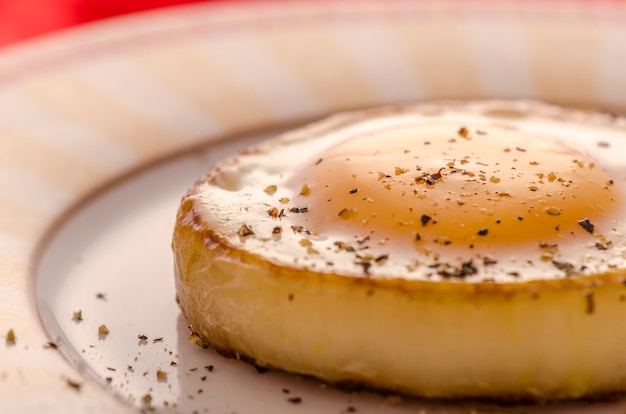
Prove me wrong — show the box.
[338,208,357,220]
[98,325,109,338]
[72,310,83,322]
[6,329,15,345]
[238,223,255,238]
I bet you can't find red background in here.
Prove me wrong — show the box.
[0,0,226,48]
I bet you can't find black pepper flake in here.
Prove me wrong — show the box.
[356,235,370,245]
[334,241,355,252]
[585,292,595,315]
[349,188,358,194]
[483,257,497,266]
[517,216,524,221]
[153,337,164,343]
[595,241,611,251]
[420,214,432,226]
[315,158,323,165]
[552,260,579,277]
[355,260,372,275]
[66,378,82,391]
[429,169,443,183]
[438,261,477,278]
[44,341,58,349]
[282,388,291,394]
[460,261,478,277]
[374,254,389,263]
[577,218,595,234]
[416,169,444,186]
[289,207,308,214]
[477,228,488,236]
[287,397,302,404]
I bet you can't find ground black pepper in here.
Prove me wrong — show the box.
[552,261,578,276]
[578,218,595,234]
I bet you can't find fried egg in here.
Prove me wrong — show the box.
[173,100,626,400]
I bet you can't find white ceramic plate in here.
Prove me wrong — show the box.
[4,0,626,412]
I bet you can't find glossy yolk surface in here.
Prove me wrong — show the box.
[288,124,619,257]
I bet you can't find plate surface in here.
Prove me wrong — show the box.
[4,0,626,412]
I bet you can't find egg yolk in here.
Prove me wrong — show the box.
[288,124,620,256]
